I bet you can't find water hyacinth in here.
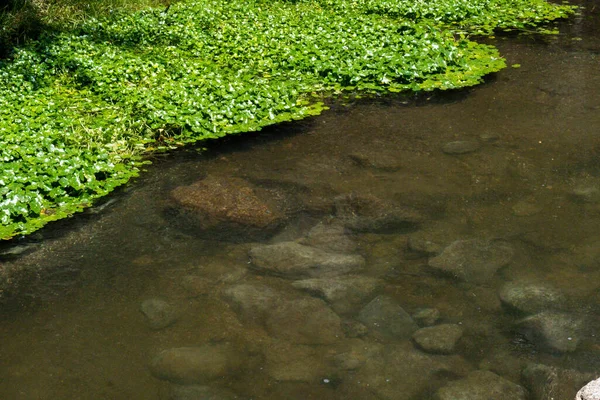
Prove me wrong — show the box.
[0,0,576,239]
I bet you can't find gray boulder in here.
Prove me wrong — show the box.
[140,298,179,330]
[499,282,565,315]
[428,239,513,284]
[516,312,583,353]
[249,242,365,279]
[357,295,418,339]
[412,324,463,354]
[334,193,423,233]
[436,370,527,400]
[577,378,600,400]
[150,344,242,384]
[292,275,382,314]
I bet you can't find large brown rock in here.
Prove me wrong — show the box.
[168,176,286,241]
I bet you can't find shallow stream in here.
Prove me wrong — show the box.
[1,2,600,399]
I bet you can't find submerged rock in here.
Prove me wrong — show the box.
[299,222,357,254]
[167,176,285,241]
[499,282,565,315]
[140,298,179,330]
[441,140,480,155]
[334,193,423,233]
[265,297,343,344]
[428,239,513,284]
[571,185,600,203]
[436,370,527,400]
[357,295,418,339]
[150,344,242,384]
[516,311,583,353]
[249,242,365,279]
[263,341,331,382]
[291,275,382,314]
[412,308,441,327]
[167,384,240,400]
[341,319,369,338]
[523,363,596,400]
[221,283,280,322]
[412,324,463,354]
[350,343,459,400]
[577,378,600,400]
[223,283,343,344]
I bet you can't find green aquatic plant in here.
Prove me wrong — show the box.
[0,0,576,239]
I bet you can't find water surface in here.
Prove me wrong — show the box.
[1,3,600,399]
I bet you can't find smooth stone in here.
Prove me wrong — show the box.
[167,384,240,400]
[221,283,280,321]
[428,239,513,284]
[351,343,459,400]
[299,222,357,254]
[436,370,527,400]
[577,378,600,400]
[151,344,241,384]
[168,176,285,240]
[441,141,480,155]
[516,311,583,353]
[412,324,463,354]
[412,308,441,327]
[265,297,343,345]
[331,340,383,371]
[291,276,382,314]
[523,363,596,400]
[140,298,179,330]
[249,242,365,279]
[334,193,423,233]
[357,295,418,339]
[499,282,565,315]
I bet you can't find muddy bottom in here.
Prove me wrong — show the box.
[1,3,600,400]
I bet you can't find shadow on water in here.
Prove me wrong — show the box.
[1,2,600,399]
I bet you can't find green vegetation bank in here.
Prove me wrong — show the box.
[0,0,576,239]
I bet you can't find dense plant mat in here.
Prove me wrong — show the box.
[0,0,576,239]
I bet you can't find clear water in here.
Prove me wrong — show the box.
[1,3,600,399]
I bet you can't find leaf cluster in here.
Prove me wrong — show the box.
[0,0,575,239]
